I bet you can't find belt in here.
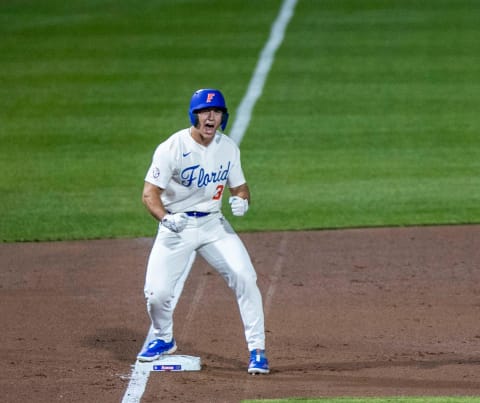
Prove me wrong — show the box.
[185,211,211,217]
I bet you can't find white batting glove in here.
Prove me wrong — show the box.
[229,196,249,216]
[161,213,188,233]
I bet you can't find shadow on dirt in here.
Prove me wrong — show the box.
[81,327,145,361]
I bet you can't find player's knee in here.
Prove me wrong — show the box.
[229,269,257,290]
[144,286,171,307]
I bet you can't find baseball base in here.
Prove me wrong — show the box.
[144,355,201,372]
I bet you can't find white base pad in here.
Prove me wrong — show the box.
[140,355,201,372]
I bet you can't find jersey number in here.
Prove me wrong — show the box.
[212,185,224,200]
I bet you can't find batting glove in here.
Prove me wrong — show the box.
[229,196,249,216]
[161,213,188,233]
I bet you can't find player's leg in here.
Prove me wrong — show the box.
[143,228,196,342]
[199,219,270,373]
[198,217,266,352]
[170,250,196,310]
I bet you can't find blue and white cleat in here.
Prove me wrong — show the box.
[137,338,177,362]
[247,349,270,374]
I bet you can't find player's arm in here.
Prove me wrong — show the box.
[142,181,168,221]
[229,182,250,202]
[143,181,189,233]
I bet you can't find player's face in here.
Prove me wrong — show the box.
[191,107,224,145]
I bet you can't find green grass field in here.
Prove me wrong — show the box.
[1,0,479,241]
[240,0,480,231]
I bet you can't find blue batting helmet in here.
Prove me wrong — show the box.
[189,89,229,131]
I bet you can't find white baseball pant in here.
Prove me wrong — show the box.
[143,213,266,351]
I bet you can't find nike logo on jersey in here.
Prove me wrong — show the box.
[180,162,231,188]
[182,152,192,157]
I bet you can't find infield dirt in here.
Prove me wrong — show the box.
[1,225,479,402]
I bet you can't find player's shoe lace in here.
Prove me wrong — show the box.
[248,349,270,374]
[137,338,177,362]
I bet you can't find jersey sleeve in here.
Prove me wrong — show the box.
[227,146,246,189]
[144,141,175,189]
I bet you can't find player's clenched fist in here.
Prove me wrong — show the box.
[229,196,249,216]
[161,213,188,233]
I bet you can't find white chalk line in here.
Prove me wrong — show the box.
[122,0,297,400]
[120,327,154,403]
[229,0,297,145]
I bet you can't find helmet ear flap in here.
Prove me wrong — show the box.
[221,111,229,131]
[188,110,197,127]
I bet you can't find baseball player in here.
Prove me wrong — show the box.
[137,88,270,374]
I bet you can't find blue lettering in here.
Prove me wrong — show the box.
[180,164,200,187]
[180,161,231,188]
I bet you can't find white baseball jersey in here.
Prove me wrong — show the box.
[145,128,246,213]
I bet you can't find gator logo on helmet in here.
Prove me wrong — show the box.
[206,93,216,103]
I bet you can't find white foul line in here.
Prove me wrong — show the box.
[229,0,298,145]
[122,0,297,401]
[121,327,154,403]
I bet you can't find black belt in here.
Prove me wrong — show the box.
[185,211,211,217]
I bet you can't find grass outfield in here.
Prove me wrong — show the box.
[0,0,279,241]
[243,398,480,403]
[239,0,480,232]
[1,0,480,240]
